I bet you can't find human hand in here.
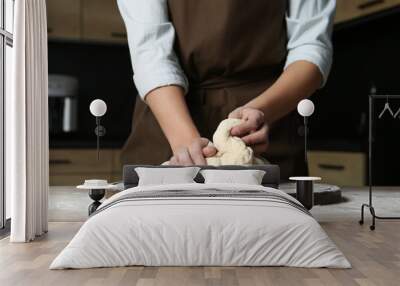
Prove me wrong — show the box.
[228,107,269,154]
[170,137,217,166]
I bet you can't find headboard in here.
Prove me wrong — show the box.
[123,165,280,189]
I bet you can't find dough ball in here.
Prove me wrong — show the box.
[206,118,255,166]
[163,118,266,166]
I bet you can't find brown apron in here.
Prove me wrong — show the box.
[121,0,306,179]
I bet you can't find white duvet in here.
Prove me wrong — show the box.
[50,183,350,269]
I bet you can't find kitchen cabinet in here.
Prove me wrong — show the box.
[46,0,127,43]
[308,151,366,187]
[335,0,400,24]
[46,0,81,40]
[50,149,123,186]
[82,0,127,43]
[47,0,400,42]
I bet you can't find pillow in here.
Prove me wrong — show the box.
[135,167,201,186]
[200,169,266,185]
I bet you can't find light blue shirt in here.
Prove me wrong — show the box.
[117,0,336,100]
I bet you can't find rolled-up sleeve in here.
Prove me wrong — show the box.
[117,0,189,100]
[285,0,336,86]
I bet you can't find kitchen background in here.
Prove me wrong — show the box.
[47,0,400,187]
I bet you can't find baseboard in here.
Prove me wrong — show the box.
[0,218,11,239]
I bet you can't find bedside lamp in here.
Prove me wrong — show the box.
[78,99,114,216]
[89,99,107,160]
[290,99,320,210]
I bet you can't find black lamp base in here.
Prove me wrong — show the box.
[88,189,105,215]
[296,181,314,210]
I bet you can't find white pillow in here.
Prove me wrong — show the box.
[135,167,200,186]
[200,169,266,185]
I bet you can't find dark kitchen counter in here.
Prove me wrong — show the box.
[50,134,126,149]
[50,140,124,149]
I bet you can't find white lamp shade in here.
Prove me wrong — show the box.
[297,99,315,117]
[89,99,107,117]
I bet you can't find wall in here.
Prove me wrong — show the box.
[311,11,400,185]
[48,10,400,185]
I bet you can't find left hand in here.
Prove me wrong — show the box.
[169,137,217,166]
[228,107,269,154]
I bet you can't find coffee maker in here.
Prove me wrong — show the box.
[48,74,78,134]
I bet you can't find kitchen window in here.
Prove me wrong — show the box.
[0,0,14,232]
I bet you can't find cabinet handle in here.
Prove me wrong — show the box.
[50,159,72,165]
[358,0,384,10]
[318,164,345,171]
[111,32,127,39]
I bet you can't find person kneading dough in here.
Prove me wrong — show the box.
[118,0,335,178]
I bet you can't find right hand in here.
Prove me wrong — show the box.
[229,106,269,154]
[170,138,217,166]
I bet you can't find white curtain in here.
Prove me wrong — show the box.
[7,0,49,242]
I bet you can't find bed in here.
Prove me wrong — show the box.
[50,165,350,269]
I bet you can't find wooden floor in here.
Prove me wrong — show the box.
[1,221,400,286]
